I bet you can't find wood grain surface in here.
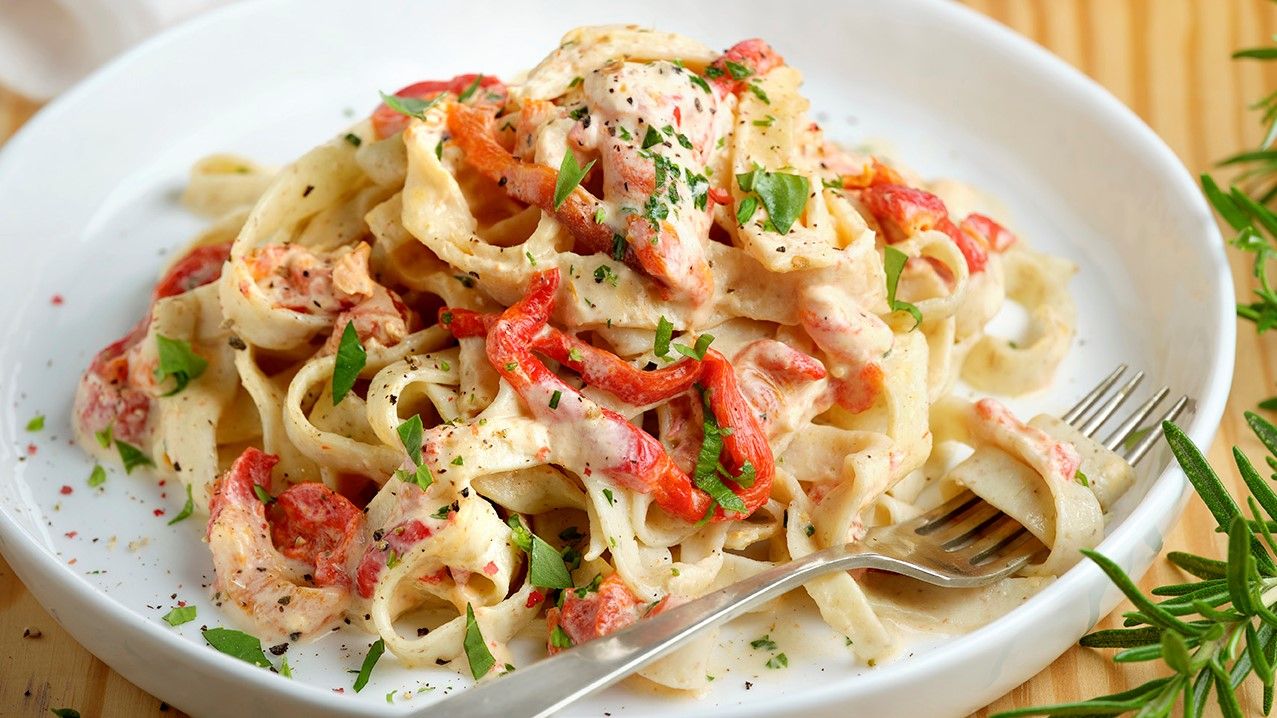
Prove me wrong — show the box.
[2,1,1276,716]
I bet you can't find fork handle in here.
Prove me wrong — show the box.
[427,544,874,718]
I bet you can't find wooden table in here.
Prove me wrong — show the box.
[3,1,1276,715]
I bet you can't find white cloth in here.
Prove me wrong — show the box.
[0,0,233,101]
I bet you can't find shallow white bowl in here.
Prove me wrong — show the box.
[0,1,1232,716]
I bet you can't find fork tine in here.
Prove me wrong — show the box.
[963,517,1029,564]
[1102,387,1169,452]
[936,501,1005,550]
[913,491,980,534]
[1078,371,1144,437]
[1123,395,1190,465]
[1062,364,1127,424]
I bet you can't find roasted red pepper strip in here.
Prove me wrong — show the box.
[154,242,232,300]
[440,307,700,406]
[371,75,507,140]
[707,39,785,94]
[270,482,365,589]
[447,104,616,257]
[859,183,990,273]
[473,269,772,523]
[545,574,643,653]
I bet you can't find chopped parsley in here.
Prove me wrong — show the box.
[25,415,44,432]
[394,416,434,491]
[724,60,753,80]
[688,74,712,94]
[202,627,272,667]
[594,207,607,224]
[162,605,197,626]
[553,151,596,210]
[115,439,153,474]
[451,456,464,466]
[747,83,771,104]
[464,603,497,678]
[654,315,674,359]
[882,246,923,329]
[343,133,362,147]
[253,484,274,505]
[550,625,575,649]
[167,484,194,525]
[765,653,789,669]
[352,638,385,692]
[1075,470,1090,487]
[692,390,749,517]
[378,92,445,122]
[750,635,778,651]
[673,333,715,361]
[593,264,619,287]
[568,347,584,363]
[456,75,484,103]
[331,321,366,405]
[602,488,615,505]
[95,425,113,448]
[549,390,562,409]
[507,515,572,588]
[154,335,208,396]
[87,465,106,488]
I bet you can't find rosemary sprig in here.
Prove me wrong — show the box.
[994,415,1277,718]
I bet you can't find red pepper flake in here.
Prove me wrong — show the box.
[59,485,72,495]
[583,467,593,476]
[526,590,545,608]
[64,531,78,539]
[332,688,345,694]
[68,558,77,565]
[483,561,499,576]
[51,294,64,306]
[153,508,166,517]
[27,444,38,456]
[158,480,167,487]
[673,106,682,126]
[177,600,187,607]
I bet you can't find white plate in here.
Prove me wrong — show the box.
[0,1,1233,716]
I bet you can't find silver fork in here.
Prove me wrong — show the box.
[429,365,1189,717]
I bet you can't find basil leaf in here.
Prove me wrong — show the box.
[352,638,385,692]
[747,83,770,104]
[765,653,788,669]
[553,151,596,210]
[87,465,106,488]
[203,627,272,667]
[550,625,575,648]
[396,415,424,465]
[331,321,366,406]
[379,91,445,122]
[688,74,712,94]
[506,515,533,552]
[735,196,758,226]
[154,335,207,396]
[883,246,923,329]
[253,484,274,505]
[654,316,674,358]
[279,655,292,678]
[456,75,484,103]
[168,484,194,526]
[736,169,757,193]
[509,516,572,588]
[752,171,809,234]
[1261,397,1277,411]
[463,603,496,679]
[26,415,44,432]
[692,408,748,515]
[95,424,113,448]
[724,60,752,80]
[674,333,714,361]
[115,439,153,474]
[162,605,198,626]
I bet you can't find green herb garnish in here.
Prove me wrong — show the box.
[674,334,714,361]
[162,605,197,626]
[393,415,433,490]
[87,465,106,488]
[26,415,44,432]
[464,603,496,679]
[378,92,445,122]
[202,627,272,667]
[115,439,153,474]
[352,639,385,692]
[549,390,562,409]
[507,515,572,588]
[456,75,484,103]
[154,335,207,396]
[654,315,674,359]
[331,321,365,406]
[553,151,596,210]
[883,246,923,329]
[167,484,194,525]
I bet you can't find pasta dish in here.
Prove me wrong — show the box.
[72,25,1134,692]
